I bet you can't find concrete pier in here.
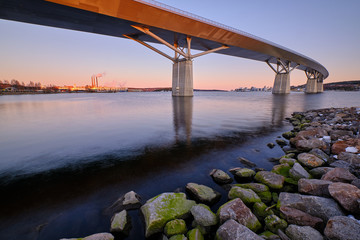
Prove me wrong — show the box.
[172,60,193,97]
[305,78,318,93]
[317,80,324,93]
[272,73,290,94]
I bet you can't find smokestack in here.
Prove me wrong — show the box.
[96,77,98,88]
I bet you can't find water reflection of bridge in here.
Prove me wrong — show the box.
[0,0,328,95]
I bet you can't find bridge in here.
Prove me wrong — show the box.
[0,0,329,96]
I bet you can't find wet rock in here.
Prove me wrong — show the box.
[298,179,332,197]
[110,210,131,235]
[141,192,196,237]
[259,231,280,240]
[352,178,360,189]
[187,229,203,240]
[105,191,142,214]
[186,183,221,205]
[309,148,330,162]
[289,163,310,181]
[295,139,327,152]
[282,146,301,154]
[228,186,261,205]
[279,158,296,167]
[267,143,276,149]
[285,225,323,240]
[233,168,256,178]
[330,129,354,141]
[169,234,187,240]
[290,128,328,145]
[216,219,264,240]
[329,160,352,169]
[271,164,291,177]
[60,233,114,240]
[235,183,272,204]
[328,182,360,214]
[254,171,285,190]
[253,202,274,221]
[321,167,357,183]
[282,131,296,140]
[276,139,287,147]
[217,198,262,232]
[164,219,187,237]
[338,152,360,165]
[280,206,323,230]
[238,157,257,167]
[277,192,344,222]
[309,167,334,178]
[324,216,360,240]
[297,153,325,168]
[332,138,360,155]
[210,169,233,184]
[264,215,287,233]
[190,204,217,227]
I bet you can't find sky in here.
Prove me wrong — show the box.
[0,0,360,90]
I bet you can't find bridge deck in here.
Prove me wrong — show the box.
[0,0,328,78]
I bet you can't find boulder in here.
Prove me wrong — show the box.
[328,182,360,214]
[186,183,221,205]
[332,139,360,155]
[164,219,187,237]
[279,158,297,167]
[141,192,196,237]
[276,139,287,147]
[217,198,261,232]
[254,171,285,189]
[238,157,257,167]
[309,148,330,162]
[234,183,272,203]
[271,164,291,177]
[297,153,324,168]
[309,167,334,178]
[110,210,131,235]
[228,186,261,205]
[187,229,204,240]
[290,129,328,146]
[285,225,323,240]
[216,220,264,240]
[259,231,280,240]
[264,215,288,233]
[105,191,141,214]
[324,216,360,240]
[60,233,114,240]
[329,160,352,169]
[298,179,332,197]
[277,192,344,222]
[169,234,187,240]
[190,204,217,227]
[253,202,274,222]
[338,152,360,165]
[282,131,296,140]
[321,167,357,183]
[233,168,256,178]
[279,206,323,230]
[295,139,327,152]
[289,163,310,181]
[210,169,233,184]
[330,129,354,141]
[352,178,360,189]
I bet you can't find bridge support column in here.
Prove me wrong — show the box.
[125,26,229,97]
[305,70,322,94]
[267,59,298,94]
[172,60,193,97]
[317,80,323,93]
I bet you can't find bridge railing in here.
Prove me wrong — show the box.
[134,0,317,64]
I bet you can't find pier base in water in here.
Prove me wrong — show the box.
[272,73,290,94]
[172,60,193,97]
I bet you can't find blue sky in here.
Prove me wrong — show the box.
[0,0,359,89]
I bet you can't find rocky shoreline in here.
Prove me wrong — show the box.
[61,107,360,240]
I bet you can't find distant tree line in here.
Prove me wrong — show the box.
[0,79,59,93]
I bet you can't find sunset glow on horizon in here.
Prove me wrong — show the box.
[1,0,360,90]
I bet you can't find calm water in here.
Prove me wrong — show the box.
[0,91,359,240]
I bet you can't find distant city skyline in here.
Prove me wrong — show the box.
[1,0,360,90]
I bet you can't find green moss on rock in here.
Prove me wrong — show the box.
[164,219,187,237]
[264,215,288,233]
[271,164,291,177]
[235,183,272,203]
[253,202,274,222]
[187,229,204,240]
[228,186,261,205]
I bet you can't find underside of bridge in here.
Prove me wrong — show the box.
[0,0,329,96]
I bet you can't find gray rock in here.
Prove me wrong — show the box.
[217,198,262,232]
[141,192,196,237]
[285,225,323,240]
[216,219,264,240]
[324,216,360,240]
[105,191,142,214]
[228,186,261,205]
[330,129,354,141]
[186,183,221,205]
[352,179,360,189]
[297,153,325,168]
[60,233,114,240]
[298,179,332,197]
[233,168,256,178]
[328,182,360,214]
[210,169,233,184]
[280,206,323,230]
[110,210,131,235]
[338,152,360,165]
[309,148,330,162]
[321,167,357,183]
[309,167,334,178]
[190,204,217,227]
[330,160,352,169]
[238,157,257,167]
[277,192,345,222]
[254,171,285,189]
[295,139,327,152]
[289,163,310,181]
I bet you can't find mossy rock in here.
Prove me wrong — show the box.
[110,210,131,235]
[282,131,296,140]
[271,192,279,204]
[264,215,288,233]
[228,186,261,205]
[234,168,256,178]
[186,183,221,205]
[253,202,274,222]
[284,177,298,186]
[254,171,285,190]
[190,204,217,227]
[271,164,291,177]
[234,183,272,204]
[259,231,280,240]
[169,234,187,240]
[164,219,187,237]
[187,229,204,240]
[279,158,297,167]
[141,193,196,237]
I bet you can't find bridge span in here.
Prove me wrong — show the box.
[0,0,329,96]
